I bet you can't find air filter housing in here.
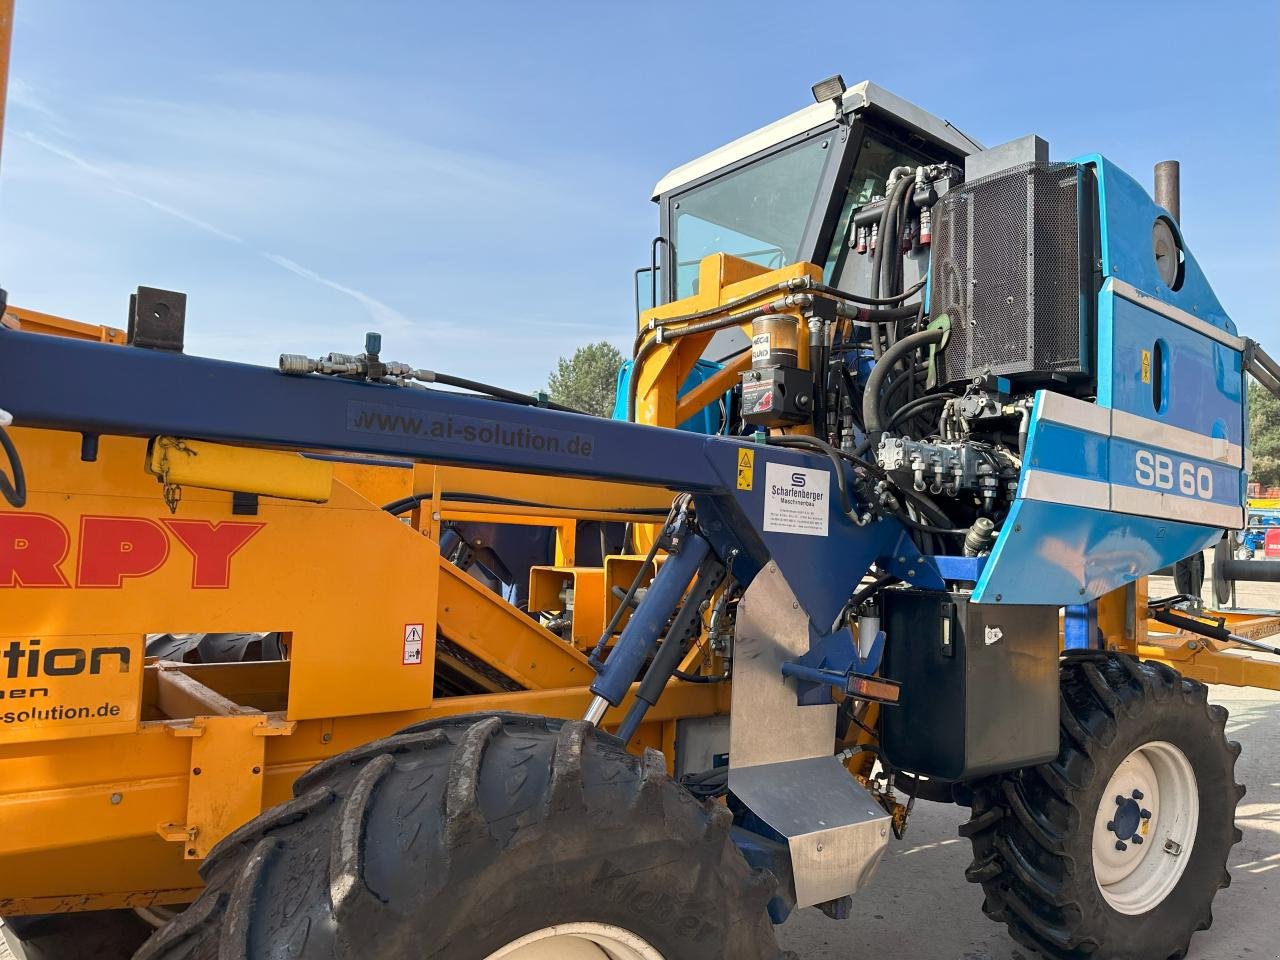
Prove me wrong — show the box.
[929,161,1094,386]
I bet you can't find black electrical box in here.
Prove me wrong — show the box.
[879,589,1059,781]
[740,366,811,427]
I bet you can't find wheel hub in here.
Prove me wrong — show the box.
[1107,791,1151,847]
[1092,741,1199,915]
[485,923,667,960]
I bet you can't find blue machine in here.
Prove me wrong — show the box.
[1,136,1277,928]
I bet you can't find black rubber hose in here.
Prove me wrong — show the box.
[632,279,805,354]
[424,372,581,414]
[862,328,945,435]
[0,425,26,508]
[886,393,954,432]
[870,176,913,300]
[878,365,928,428]
[628,301,797,420]
[381,492,667,517]
[811,277,925,306]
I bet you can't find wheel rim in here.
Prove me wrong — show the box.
[484,923,666,960]
[1092,740,1199,915]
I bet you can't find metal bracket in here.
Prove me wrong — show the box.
[728,563,891,907]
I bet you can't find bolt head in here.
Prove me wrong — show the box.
[110,793,123,805]
[1116,795,1127,805]
[1131,834,1143,845]
[1132,789,1144,801]
[1106,820,1115,831]
[1115,840,1128,852]
[1140,809,1151,820]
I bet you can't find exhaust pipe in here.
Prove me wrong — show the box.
[1155,159,1181,222]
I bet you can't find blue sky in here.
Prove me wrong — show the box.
[3,1,1276,390]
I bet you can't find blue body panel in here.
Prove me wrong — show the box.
[973,156,1244,604]
[612,358,728,434]
[977,497,1220,604]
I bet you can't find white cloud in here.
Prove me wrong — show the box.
[260,253,409,331]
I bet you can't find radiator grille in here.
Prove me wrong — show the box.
[931,161,1086,384]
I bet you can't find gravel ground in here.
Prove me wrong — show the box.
[780,568,1280,960]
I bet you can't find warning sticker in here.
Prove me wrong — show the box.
[763,463,830,537]
[736,448,755,490]
[403,623,424,665]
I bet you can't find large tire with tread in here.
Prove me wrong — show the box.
[960,651,1243,960]
[0,910,152,960]
[136,713,782,960]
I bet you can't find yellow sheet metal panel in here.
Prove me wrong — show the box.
[147,436,333,503]
[181,715,269,858]
[4,429,441,723]
[528,566,606,649]
[437,562,590,688]
[0,633,142,745]
[3,304,127,344]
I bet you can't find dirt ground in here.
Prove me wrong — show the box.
[779,565,1280,960]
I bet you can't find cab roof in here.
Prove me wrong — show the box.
[651,80,983,200]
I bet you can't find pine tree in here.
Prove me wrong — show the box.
[1250,380,1280,490]
[547,342,626,418]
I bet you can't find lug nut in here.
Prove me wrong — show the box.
[1131,835,1144,845]
[1115,795,1126,805]
[1115,840,1128,852]
[1106,820,1115,831]
[1140,809,1151,820]
[1132,789,1144,801]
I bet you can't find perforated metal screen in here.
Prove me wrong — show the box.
[931,161,1087,384]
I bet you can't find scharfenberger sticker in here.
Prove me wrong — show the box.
[763,463,829,537]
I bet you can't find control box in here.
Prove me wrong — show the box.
[879,589,1059,780]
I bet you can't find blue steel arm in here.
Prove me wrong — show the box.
[0,328,927,620]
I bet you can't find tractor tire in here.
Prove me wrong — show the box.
[135,713,782,960]
[960,651,1244,960]
[0,910,152,960]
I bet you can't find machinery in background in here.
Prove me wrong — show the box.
[2,50,1280,960]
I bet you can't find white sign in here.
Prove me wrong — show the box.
[403,623,424,665]
[984,626,1004,646]
[763,462,830,537]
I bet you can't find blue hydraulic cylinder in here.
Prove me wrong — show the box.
[589,531,712,707]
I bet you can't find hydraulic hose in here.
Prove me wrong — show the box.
[871,175,915,301]
[811,277,926,307]
[886,393,955,433]
[0,423,25,508]
[632,278,809,354]
[419,372,581,413]
[627,295,813,421]
[862,327,945,436]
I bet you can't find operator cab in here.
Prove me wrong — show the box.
[637,78,982,341]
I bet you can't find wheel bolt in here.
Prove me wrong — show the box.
[1115,795,1126,805]
[1115,840,1128,851]
[1132,789,1144,801]
[1140,809,1151,820]
[1131,835,1143,845]
[1106,820,1115,830]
